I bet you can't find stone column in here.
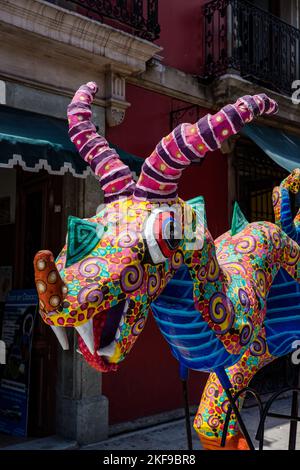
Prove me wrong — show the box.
[55,105,108,445]
[56,334,109,445]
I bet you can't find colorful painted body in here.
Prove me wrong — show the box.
[153,171,300,449]
[33,83,300,449]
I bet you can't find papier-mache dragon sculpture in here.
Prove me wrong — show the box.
[33,82,300,450]
[152,169,300,450]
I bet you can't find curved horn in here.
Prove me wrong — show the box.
[67,82,135,202]
[133,94,278,201]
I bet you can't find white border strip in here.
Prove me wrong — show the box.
[0,153,139,181]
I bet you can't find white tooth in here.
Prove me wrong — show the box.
[97,341,116,357]
[75,319,94,355]
[51,326,69,350]
[119,299,129,328]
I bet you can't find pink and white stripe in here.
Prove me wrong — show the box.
[67,82,135,202]
[133,93,278,201]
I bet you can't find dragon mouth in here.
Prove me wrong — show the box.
[76,299,129,372]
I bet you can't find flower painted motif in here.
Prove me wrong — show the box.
[33,83,300,449]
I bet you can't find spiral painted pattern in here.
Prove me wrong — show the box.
[147,271,161,297]
[221,399,230,414]
[79,257,101,278]
[121,264,144,292]
[132,317,146,336]
[222,262,247,277]
[209,292,235,335]
[197,266,207,282]
[117,231,139,248]
[235,235,256,254]
[205,381,219,398]
[255,269,267,298]
[250,335,267,356]
[285,244,300,266]
[269,226,281,250]
[208,416,220,429]
[171,251,183,270]
[207,256,220,281]
[238,288,250,312]
[232,372,244,385]
[272,187,280,206]
[240,319,253,346]
[77,283,104,305]
[218,252,229,261]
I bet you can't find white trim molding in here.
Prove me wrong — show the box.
[0,153,139,180]
[0,153,93,178]
[0,0,161,75]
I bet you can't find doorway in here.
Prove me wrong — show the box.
[12,168,63,436]
[234,139,298,393]
[234,138,288,222]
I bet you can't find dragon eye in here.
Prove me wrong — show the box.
[144,209,181,264]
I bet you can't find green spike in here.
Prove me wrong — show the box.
[231,202,249,236]
[66,216,104,267]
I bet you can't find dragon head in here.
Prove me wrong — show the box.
[33,82,278,372]
[34,196,196,371]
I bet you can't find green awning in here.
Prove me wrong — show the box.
[243,123,300,172]
[0,106,143,178]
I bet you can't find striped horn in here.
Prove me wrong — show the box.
[67,82,135,202]
[133,94,278,201]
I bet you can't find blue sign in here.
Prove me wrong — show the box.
[0,290,37,436]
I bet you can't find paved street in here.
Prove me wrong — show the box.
[83,397,299,451]
[1,397,299,451]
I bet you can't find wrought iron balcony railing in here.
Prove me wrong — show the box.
[47,0,160,41]
[203,0,300,96]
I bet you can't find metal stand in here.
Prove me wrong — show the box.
[181,363,300,450]
[255,386,300,450]
[221,363,300,450]
[221,387,263,449]
[216,367,256,450]
[179,363,193,450]
[221,387,256,450]
[181,379,193,451]
[288,389,299,450]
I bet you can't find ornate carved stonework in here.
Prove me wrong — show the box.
[105,69,130,127]
[0,0,161,75]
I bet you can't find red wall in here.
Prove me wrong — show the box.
[103,84,228,424]
[107,84,228,235]
[155,0,207,75]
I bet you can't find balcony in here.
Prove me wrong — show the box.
[203,0,300,96]
[47,0,160,41]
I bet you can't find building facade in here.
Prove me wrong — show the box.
[0,0,300,445]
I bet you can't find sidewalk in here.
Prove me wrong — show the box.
[83,397,299,451]
[1,397,299,450]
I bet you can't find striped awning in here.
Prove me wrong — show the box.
[243,123,300,173]
[0,106,143,178]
